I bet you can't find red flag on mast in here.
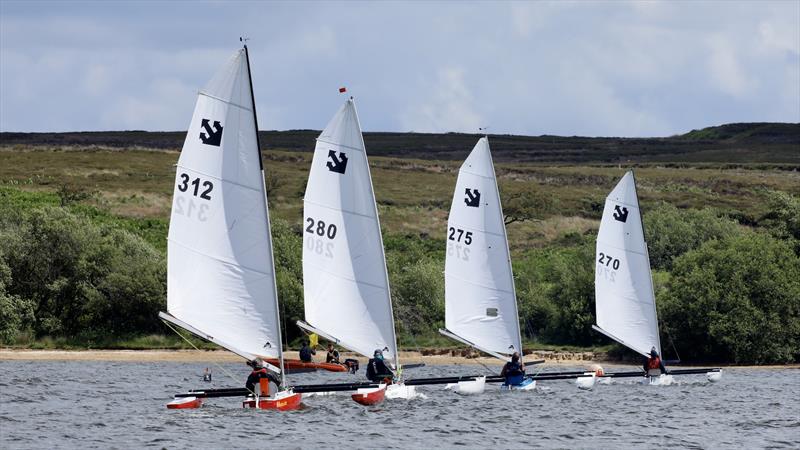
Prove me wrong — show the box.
[339,87,347,93]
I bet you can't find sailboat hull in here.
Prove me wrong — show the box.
[166,396,203,409]
[500,378,536,391]
[242,390,303,411]
[351,384,387,405]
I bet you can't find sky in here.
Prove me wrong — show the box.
[1,0,798,137]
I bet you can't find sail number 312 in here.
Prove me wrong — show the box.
[177,173,213,200]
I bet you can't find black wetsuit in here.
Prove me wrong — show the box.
[366,358,394,382]
[299,345,315,363]
[245,368,280,393]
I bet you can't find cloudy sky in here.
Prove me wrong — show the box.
[1,1,798,136]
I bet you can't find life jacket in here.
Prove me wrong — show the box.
[647,357,662,370]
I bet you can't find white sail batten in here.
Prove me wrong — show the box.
[302,99,399,363]
[443,137,523,359]
[594,171,661,358]
[165,49,282,360]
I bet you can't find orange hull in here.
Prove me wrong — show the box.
[351,385,386,406]
[265,358,347,373]
[242,391,303,411]
[166,396,203,409]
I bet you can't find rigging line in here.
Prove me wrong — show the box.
[663,322,682,362]
[161,319,255,397]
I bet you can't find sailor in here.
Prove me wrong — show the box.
[643,346,667,376]
[500,352,526,386]
[366,349,394,382]
[325,343,340,364]
[299,340,316,363]
[202,367,212,382]
[245,358,280,394]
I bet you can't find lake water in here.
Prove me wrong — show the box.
[1,360,797,449]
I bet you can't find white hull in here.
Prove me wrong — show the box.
[445,376,486,395]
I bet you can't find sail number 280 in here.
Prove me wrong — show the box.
[305,218,337,239]
[597,252,620,270]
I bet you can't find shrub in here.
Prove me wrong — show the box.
[659,231,800,364]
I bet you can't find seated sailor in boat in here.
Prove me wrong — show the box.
[643,346,667,376]
[366,349,394,382]
[500,352,526,386]
[325,343,340,364]
[245,358,281,396]
[299,340,316,363]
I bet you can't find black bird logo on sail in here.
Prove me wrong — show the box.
[326,150,348,174]
[199,119,223,147]
[613,205,629,223]
[464,188,481,207]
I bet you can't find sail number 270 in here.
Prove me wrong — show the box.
[597,252,620,270]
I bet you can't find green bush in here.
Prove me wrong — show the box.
[0,205,166,338]
[659,231,800,364]
[644,203,741,270]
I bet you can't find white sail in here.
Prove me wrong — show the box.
[594,171,661,357]
[301,98,399,363]
[443,137,522,359]
[164,48,282,361]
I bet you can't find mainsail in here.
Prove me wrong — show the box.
[160,47,285,366]
[441,137,523,360]
[593,171,661,357]
[299,98,399,364]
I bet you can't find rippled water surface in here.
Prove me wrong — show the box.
[1,361,798,448]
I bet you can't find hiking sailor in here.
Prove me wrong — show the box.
[643,346,667,376]
[500,352,526,386]
[366,349,394,382]
[245,358,280,397]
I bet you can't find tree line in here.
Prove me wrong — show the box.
[1,187,797,364]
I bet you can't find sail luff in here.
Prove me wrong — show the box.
[485,139,523,355]
[349,98,400,367]
[243,43,287,385]
[630,170,662,355]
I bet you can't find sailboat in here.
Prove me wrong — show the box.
[297,97,414,404]
[439,137,531,393]
[591,171,722,386]
[160,44,301,410]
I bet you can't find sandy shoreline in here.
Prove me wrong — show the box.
[1,349,797,369]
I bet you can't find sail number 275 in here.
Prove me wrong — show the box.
[448,227,472,261]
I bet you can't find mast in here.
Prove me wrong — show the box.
[486,136,523,356]
[350,96,400,368]
[243,41,287,387]
[630,169,662,355]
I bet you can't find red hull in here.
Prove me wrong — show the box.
[351,385,386,406]
[167,397,203,409]
[242,391,303,411]
[265,358,347,373]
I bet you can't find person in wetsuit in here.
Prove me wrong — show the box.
[500,352,526,385]
[366,349,394,382]
[245,358,281,395]
[325,343,340,364]
[299,340,316,363]
[643,346,667,376]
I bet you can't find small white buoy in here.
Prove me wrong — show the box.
[707,370,723,382]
